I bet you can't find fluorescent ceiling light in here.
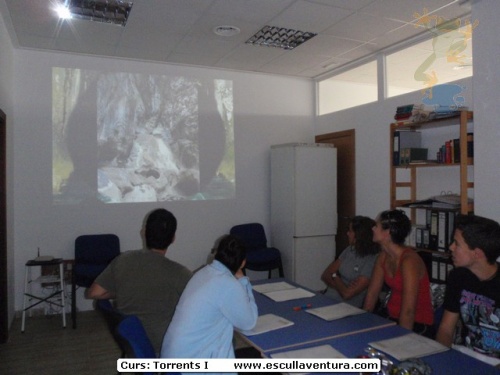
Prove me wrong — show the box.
[246,26,317,50]
[57,0,133,26]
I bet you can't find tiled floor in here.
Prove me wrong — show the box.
[0,310,121,375]
[0,309,254,375]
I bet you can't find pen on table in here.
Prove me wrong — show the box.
[293,303,312,311]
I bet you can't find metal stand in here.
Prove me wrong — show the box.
[21,258,66,332]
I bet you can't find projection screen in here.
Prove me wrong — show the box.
[52,68,235,204]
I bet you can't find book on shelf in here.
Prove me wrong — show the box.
[393,131,421,166]
[438,211,455,251]
[392,104,462,126]
[401,193,470,209]
[399,148,428,165]
[467,132,474,164]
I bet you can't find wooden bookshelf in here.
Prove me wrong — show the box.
[390,110,474,223]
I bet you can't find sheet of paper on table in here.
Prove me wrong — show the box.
[239,314,294,336]
[369,333,449,360]
[253,281,315,302]
[305,302,366,321]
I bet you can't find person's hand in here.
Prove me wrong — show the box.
[348,277,362,288]
[235,259,247,279]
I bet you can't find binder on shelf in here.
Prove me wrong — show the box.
[429,253,453,283]
[393,131,421,166]
[438,211,447,252]
[447,211,455,249]
[439,262,447,281]
[422,228,430,249]
[415,225,426,248]
[429,211,438,250]
[453,138,460,163]
[432,259,439,280]
[467,133,474,164]
[400,148,428,165]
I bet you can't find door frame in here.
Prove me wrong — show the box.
[0,109,7,343]
[315,129,356,257]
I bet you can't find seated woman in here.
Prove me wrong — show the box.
[363,209,434,337]
[160,234,258,372]
[321,216,380,308]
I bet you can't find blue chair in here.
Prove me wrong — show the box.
[115,315,156,359]
[95,299,127,357]
[72,234,120,328]
[229,223,284,279]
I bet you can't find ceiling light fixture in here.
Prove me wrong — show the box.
[213,25,241,37]
[246,26,317,50]
[57,0,133,26]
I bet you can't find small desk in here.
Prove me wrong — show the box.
[265,324,500,374]
[22,258,67,332]
[239,279,395,353]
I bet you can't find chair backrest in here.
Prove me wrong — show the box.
[115,315,156,359]
[96,299,125,334]
[230,223,268,249]
[75,234,120,264]
[73,234,120,287]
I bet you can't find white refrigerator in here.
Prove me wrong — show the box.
[271,143,337,291]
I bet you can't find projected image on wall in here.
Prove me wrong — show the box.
[53,68,235,204]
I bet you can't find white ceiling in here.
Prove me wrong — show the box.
[0,0,472,79]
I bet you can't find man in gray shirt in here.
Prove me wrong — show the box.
[86,208,192,353]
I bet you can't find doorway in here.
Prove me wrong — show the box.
[0,109,7,343]
[315,129,355,257]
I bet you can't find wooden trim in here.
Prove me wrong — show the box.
[0,109,7,343]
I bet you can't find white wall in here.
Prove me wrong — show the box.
[9,49,314,312]
[3,0,500,324]
[315,0,500,225]
[471,0,500,222]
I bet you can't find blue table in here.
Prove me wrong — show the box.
[240,279,395,352]
[265,324,500,375]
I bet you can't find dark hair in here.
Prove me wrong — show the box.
[145,209,177,250]
[351,216,380,257]
[454,214,500,264]
[378,209,411,245]
[214,235,246,274]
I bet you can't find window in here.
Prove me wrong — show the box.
[318,21,474,114]
[318,60,377,115]
[386,24,473,98]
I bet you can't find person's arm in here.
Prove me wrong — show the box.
[363,253,385,312]
[398,254,421,330]
[321,258,341,289]
[436,310,460,347]
[85,282,115,300]
[336,275,371,300]
[221,260,258,331]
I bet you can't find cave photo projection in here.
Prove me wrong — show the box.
[52,68,235,204]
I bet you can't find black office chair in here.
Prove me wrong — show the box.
[229,223,284,279]
[72,234,120,328]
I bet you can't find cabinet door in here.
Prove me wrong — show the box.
[293,236,335,291]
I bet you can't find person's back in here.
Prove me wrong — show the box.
[86,208,192,353]
[161,235,258,375]
[98,249,191,352]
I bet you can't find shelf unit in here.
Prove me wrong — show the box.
[390,110,473,283]
[390,110,474,222]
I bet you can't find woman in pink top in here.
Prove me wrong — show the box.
[363,210,434,337]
